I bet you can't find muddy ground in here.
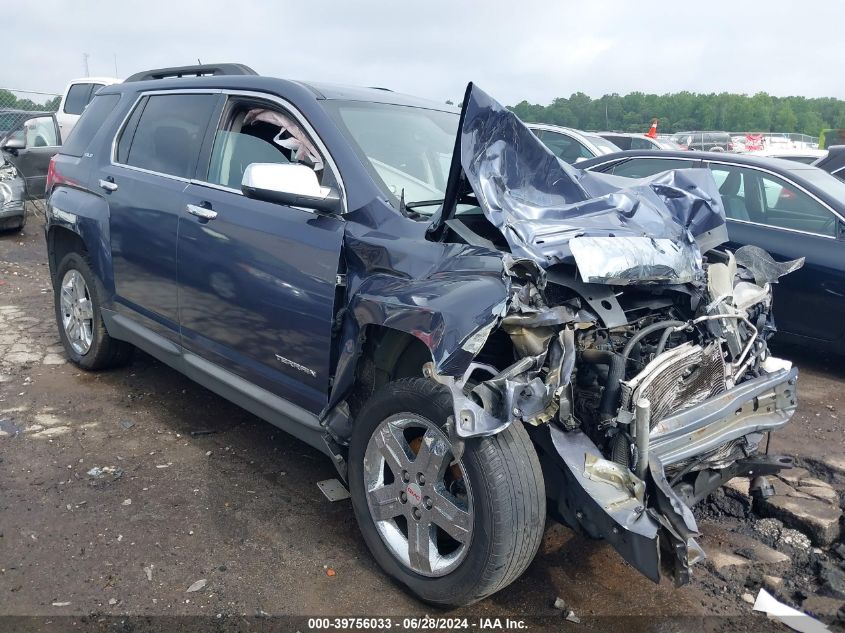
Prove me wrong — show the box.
[1,204,843,633]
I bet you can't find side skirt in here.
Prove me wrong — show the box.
[102,309,331,457]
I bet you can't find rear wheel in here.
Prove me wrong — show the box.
[54,252,134,370]
[349,378,546,606]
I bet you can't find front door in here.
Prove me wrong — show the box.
[708,163,845,342]
[177,95,345,414]
[2,113,61,197]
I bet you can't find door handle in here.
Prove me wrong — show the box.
[186,203,217,221]
[99,179,118,192]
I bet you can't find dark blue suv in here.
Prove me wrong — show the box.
[45,64,799,605]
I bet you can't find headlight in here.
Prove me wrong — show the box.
[0,182,11,205]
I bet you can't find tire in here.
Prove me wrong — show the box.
[53,252,134,370]
[348,378,546,606]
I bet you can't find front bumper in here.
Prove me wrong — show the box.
[538,366,798,586]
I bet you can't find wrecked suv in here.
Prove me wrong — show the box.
[45,64,801,606]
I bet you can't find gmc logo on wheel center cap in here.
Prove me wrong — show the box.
[405,483,422,506]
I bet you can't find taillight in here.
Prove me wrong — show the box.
[46,155,58,192]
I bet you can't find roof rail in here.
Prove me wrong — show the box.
[124,63,258,83]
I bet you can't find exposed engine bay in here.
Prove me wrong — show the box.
[419,84,804,585]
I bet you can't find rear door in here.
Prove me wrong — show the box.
[177,94,345,414]
[1,113,61,197]
[98,91,222,346]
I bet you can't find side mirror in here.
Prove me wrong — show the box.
[241,163,341,214]
[2,137,25,153]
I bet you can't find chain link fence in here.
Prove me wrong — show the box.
[0,89,60,140]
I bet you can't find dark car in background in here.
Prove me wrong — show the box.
[579,150,845,353]
[671,131,733,151]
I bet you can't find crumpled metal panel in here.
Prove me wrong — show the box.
[326,201,511,414]
[570,236,701,285]
[455,84,727,280]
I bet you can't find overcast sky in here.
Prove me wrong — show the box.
[9,1,845,105]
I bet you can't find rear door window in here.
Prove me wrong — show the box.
[116,93,218,179]
[610,136,632,150]
[63,83,94,115]
[535,129,594,164]
[610,157,695,178]
[24,116,59,147]
[629,137,655,150]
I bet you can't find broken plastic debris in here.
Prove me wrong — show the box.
[119,419,135,430]
[144,566,153,581]
[565,611,580,624]
[553,597,567,610]
[87,466,123,478]
[735,245,804,286]
[52,602,71,607]
[121,498,132,506]
[186,579,207,593]
[326,568,336,577]
[752,588,830,633]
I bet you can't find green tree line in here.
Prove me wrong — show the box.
[508,91,845,135]
[0,89,60,112]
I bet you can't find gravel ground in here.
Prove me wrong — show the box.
[1,204,843,632]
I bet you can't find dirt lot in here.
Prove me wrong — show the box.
[1,205,844,632]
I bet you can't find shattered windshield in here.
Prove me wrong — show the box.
[326,100,460,210]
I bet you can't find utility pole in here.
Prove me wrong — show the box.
[113,53,118,77]
[83,53,90,77]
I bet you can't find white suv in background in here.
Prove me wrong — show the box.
[56,77,121,139]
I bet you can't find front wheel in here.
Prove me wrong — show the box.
[349,378,546,606]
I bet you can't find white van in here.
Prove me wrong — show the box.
[56,77,121,139]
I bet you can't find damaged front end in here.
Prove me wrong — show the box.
[423,85,803,586]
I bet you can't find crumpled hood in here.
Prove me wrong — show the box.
[435,84,729,284]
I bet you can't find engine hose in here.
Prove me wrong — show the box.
[622,320,686,366]
[655,322,693,356]
[580,349,625,420]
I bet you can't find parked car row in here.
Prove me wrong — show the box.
[41,63,804,606]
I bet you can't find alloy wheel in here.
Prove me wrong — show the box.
[363,414,473,577]
[60,269,94,355]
